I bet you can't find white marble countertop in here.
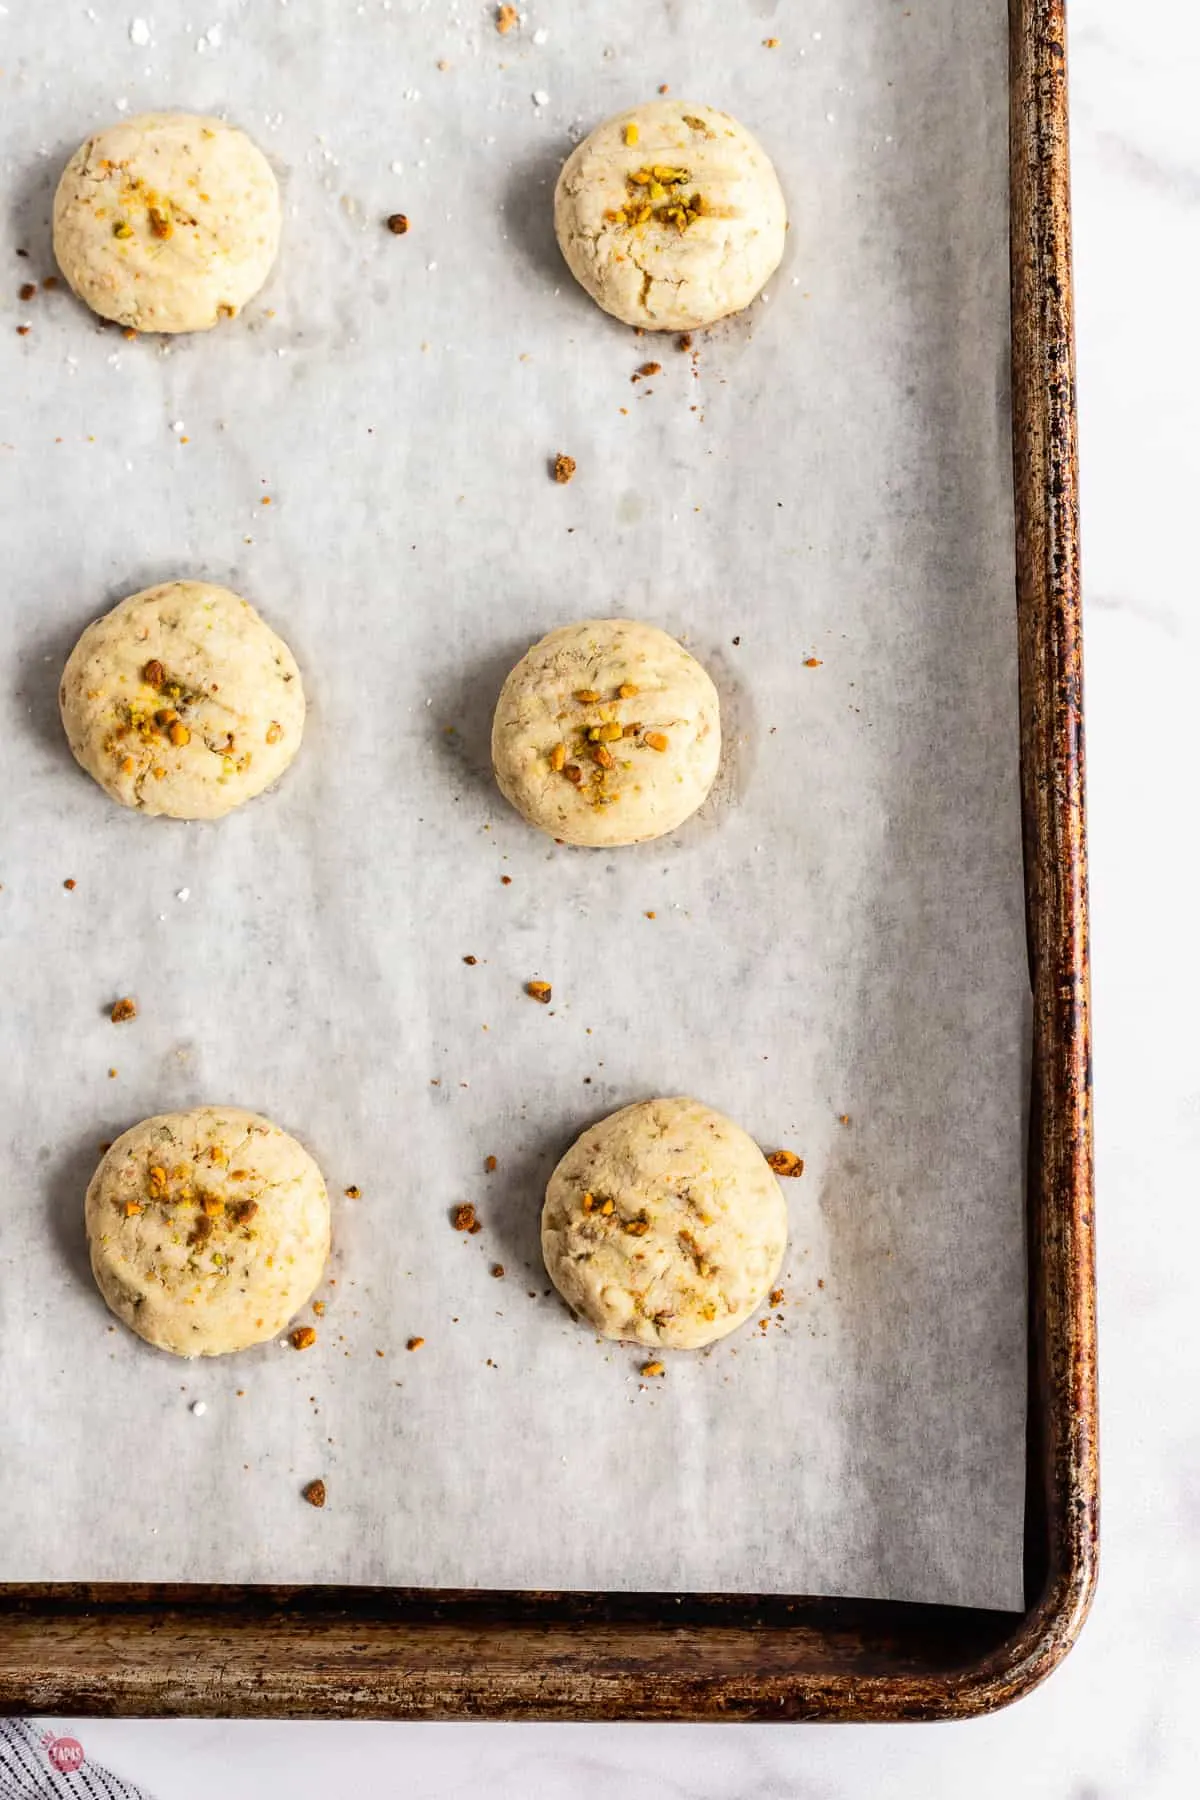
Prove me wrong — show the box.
[23,0,1200,1791]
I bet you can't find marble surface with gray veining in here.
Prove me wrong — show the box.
[19,0,1200,1790]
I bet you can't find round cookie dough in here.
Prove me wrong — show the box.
[491,618,720,848]
[85,1107,330,1358]
[53,112,281,333]
[554,100,787,331]
[60,579,305,821]
[542,1097,788,1350]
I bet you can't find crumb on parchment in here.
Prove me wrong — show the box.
[407,1336,425,1351]
[766,1149,804,1177]
[290,1326,317,1350]
[386,212,410,235]
[553,453,576,484]
[496,4,518,32]
[110,997,137,1023]
[526,980,552,1004]
[302,1479,326,1508]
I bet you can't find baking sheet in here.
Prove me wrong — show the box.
[0,0,1027,1609]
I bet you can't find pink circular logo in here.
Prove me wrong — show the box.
[46,1737,85,1774]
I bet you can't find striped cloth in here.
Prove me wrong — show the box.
[0,1724,153,1799]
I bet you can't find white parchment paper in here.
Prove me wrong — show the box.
[0,0,1027,1609]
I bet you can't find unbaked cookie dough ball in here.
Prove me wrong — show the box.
[542,1097,788,1350]
[491,618,720,848]
[60,580,305,821]
[554,101,786,330]
[85,1108,330,1358]
[53,112,281,333]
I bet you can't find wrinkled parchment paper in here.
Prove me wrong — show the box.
[0,0,1027,1608]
